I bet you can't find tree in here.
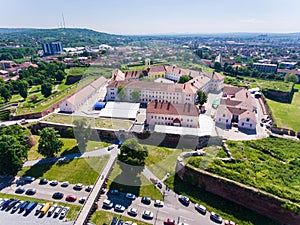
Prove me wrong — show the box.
[214,62,222,72]
[284,73,299,83]
[41,83,52,97]
[73,119,91,151]
[197,90,208,106]
[55,70,66,82]
[118,138,148,166]
[117,85,126,102]
[17,80,29,99]
[0,86,12,102]
[178,75,193,83]
[38,128,63,157]
[130,90,140,103]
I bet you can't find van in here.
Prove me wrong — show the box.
[40,202,53,215]
[19,200,30,212]
[47,204,57,216]
[26,201,38,213]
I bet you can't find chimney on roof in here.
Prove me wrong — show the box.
[167,102,171,110]
[154,101,158,109]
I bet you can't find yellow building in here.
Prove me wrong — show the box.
[148,65,166,79]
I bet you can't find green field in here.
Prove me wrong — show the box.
[0,193,81,221]
[42,113,133,130]
[145,145,182,180]
[106,162,163,201]
[18,156,109,185]
[90,209,150,225]
[266,84,300,131]
[66,64,113,79]
[27,136,111,161]
[187,137,300,205]
[165,175,279,225]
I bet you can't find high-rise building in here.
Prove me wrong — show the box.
[42,42,64,56]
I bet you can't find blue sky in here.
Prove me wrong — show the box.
[1,0,300,34]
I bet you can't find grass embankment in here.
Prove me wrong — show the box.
[188,137,300,205]
[18,156,109,185]
[27,136,111,161]
[42,113,133,130]
[0,193,81,221]
[90,210,150,225]
[266,84,300,131]
[165,175,279,225]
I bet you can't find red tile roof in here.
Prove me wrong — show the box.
[148,65,166,73]
[147,102,199,117]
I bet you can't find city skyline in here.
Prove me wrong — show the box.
[1,0,300,35]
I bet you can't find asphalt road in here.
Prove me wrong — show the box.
[98,191,221,225]
[0,177,90,205]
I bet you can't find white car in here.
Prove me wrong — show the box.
[103,199,113,208]
[142,210,153,219]
[114,204,125,212]
[128,207,138,216]
[60,207,69,219]
[48,204,57,216]
[35,203,44,215]
[74,183,84,190]
[54,206,63,216]
[195,203,206,214]
[154,200,164,207]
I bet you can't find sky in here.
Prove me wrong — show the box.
[1,0,300,35]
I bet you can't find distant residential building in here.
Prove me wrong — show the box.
[216,85,257,130]
[42,42,64,56]
[279,61,297,70]
[277,69,300,83]
[165,65,186,82]
[252,63,277,73]
[146,102,199,128]
[0,60,17,70]
[59,77,106,113]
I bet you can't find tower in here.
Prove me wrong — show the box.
[145,58,151,68]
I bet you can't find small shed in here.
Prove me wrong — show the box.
[93,102,106,110]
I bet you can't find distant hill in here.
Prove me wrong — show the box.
[0,28,128,48]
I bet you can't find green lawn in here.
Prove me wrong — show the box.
[106,162,163,201]
[165,175,279,225]
[27,136,111,161]
[90,209,150,225]
[42,113,133,130]
[18,156,109,185]
[0,193,81,221]
[266,90,300,131]
[144,145,182,180]
[187,137,300,205]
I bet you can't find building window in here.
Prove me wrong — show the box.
[246,118,250,122]
[242,123,244,126]
[226,119,228,122]
[250,124,253,127]
[151,116,153,119]
[223,114,225,117]
[219,118,221,121]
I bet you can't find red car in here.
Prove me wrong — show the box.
[164,218,175,225]
[66,195,77,202]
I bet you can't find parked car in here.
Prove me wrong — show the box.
[73,183,84,190]
[164,218,176,225]
[6,199,20,211]
[142,210,153,219]
[125,193,136,200]
[100,188,107,194]
[47,204,57,216]
[66,195,77,202]
[54,206,63,217]
[154,200,164,207]
[25,201,38,213]
[210,212,223,224]
[19,200,30,212]
[0,198,6,207]
[25,188,36,195]
[52,192,64,199]
[103,199,113,208]
[23,176,35,182]
[141,197,151,205]
[178,195,190,205]
[156,182,163,189]
[15,187,25,194]
[195,203,206,215]
[114,204,125,212]
[78,197,86,204]
[85,185,93,192]
[110,189,119,195]
[50,180,58,186]
[111,217,118,225]
[2,198,14,209]
[39,178,48,185]
[128,207,138,216]
[107,146,114,151]
[61,181,69,187]
[35,203,44,215]
[60,207,69,219]
[11,201,23,213]
[224,220,236,225]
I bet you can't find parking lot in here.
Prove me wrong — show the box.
[0,177,91,206]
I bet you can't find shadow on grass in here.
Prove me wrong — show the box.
[165,175,279,225]
[60,146,80,156]
[22,162,55,179]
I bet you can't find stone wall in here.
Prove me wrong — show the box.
[176,159,300,225]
